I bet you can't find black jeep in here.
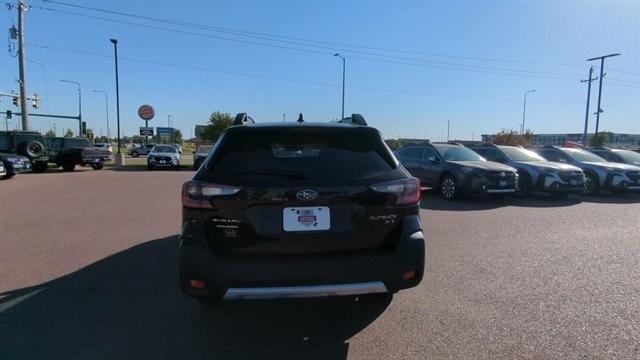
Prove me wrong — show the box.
[46,137,111,171]
[0,130,49,173]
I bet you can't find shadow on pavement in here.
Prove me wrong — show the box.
[576,192,640,204]
[0,236,391,360]
[420,188,583,211]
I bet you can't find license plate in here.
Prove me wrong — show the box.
[159,160,166,164]
[499,180,507,187]
[283,207,330,232]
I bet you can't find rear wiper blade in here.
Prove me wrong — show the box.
[234,169,308,179]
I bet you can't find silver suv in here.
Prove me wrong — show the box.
[128,144,155,157]
[468,144,584,198]
[535,146,640,195]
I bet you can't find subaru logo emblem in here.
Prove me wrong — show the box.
[499,172,506,177]
[296,189,318,201]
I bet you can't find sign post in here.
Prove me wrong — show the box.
[138,104,155,144]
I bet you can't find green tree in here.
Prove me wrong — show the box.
[589,131,612,147]
[173,129,183,144]
[45,129,56,138]
[201,111,233,142]
[491,129,533,146]
[64,128,74,138]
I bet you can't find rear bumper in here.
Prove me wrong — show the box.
[179,218,425,299]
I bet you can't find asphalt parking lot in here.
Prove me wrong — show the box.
[1,168,639,359]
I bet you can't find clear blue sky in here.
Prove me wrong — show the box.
[2,0,639,140]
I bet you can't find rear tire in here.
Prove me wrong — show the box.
[92,163,104,170]
[62,161,76,172]
[32,161,48,173]
[583,172,599,196]
[440,174,459,200]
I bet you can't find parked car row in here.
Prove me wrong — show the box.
[395,141,640,200]
[0,130,114,180]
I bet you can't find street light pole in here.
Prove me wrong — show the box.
[521,90,536,135]
[110,38,122,155]
[61,79,82,136]
[334,53,345,120]
[447,121,450,141]
[93,90,110,141]
[587,53,620,135]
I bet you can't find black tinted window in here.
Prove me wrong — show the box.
[399,147,423,159]
[422,147,439,160]
[202,127,396,185]
[472,148,494,160]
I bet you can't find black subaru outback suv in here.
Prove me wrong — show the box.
[180,114,424,301]
[0,130,48,173]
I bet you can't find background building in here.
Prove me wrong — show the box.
[481,133,640,148]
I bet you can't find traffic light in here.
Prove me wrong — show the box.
[5,110,11,119]
[12,95,19,107]
[32,94,39,109]
[81,121,87,135]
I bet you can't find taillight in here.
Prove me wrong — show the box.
[181,180,242,209]
[370,178,421,205]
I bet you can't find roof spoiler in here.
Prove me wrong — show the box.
[338,113,367,126]
[233,113,255,126]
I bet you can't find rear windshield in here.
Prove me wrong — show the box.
[197,146,213,154]
[153,145,177,153]
[65,139,92,147]
[202,126,396,185]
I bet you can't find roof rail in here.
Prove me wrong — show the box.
[233,113,255,126]
[338,113,367,126]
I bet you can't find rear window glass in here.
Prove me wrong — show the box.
[202,127,396,185]
[66,139,92,147]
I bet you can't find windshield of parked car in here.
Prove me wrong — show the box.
[613,150,640,163]
[200,126,396,186]
[433,145,485,161]
[196,146,212,155]
[500,147,546,162]
[153,145,177,153]
[563,148,606,162]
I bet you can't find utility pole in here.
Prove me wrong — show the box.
[53,122,56,136]
[334,53,346,120]
[587,53,620,135]
[521,90,536,135]
[282,113,285,122]
[580,66,598,147]
[17,0,29,130]
[447,121,450,142]
[110,38,122,155]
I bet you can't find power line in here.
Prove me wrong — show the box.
[34,3,578,80]
[28,43,529,103]
[39,0,575,68]
[606,67,640,77]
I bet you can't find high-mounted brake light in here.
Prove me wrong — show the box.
[370,178,421,205]
[181,181,242,209]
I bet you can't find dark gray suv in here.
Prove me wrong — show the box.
[395,142,518,200]
[467,144,584,198]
